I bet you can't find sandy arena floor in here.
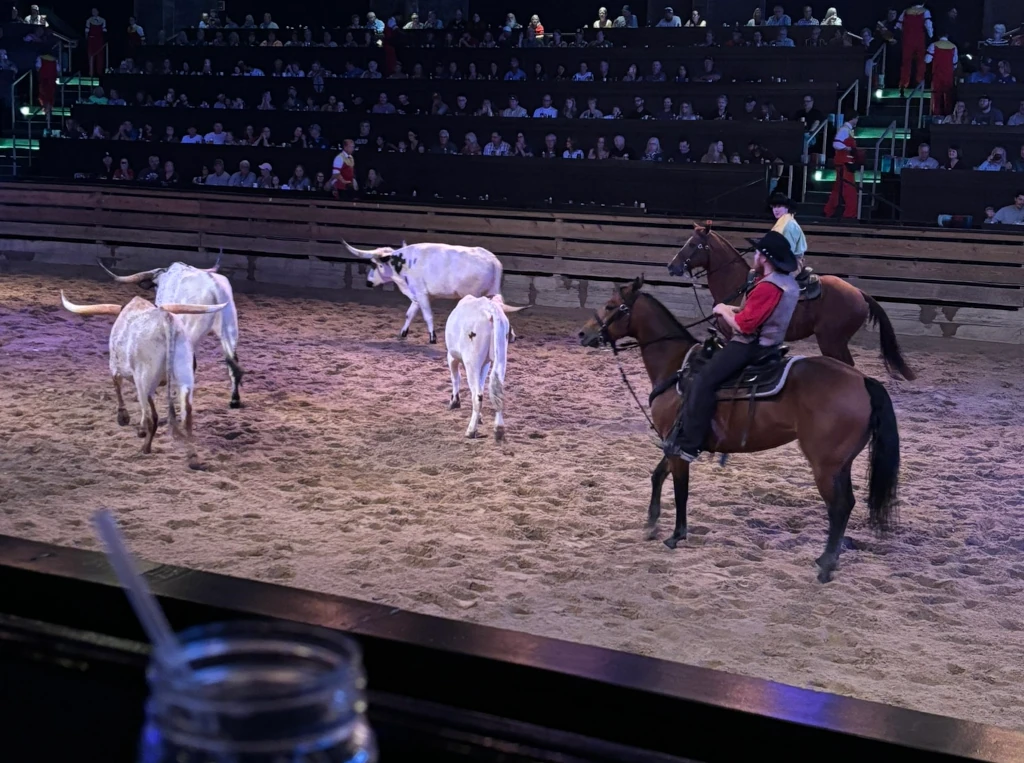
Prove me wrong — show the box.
[1,271,1023,730]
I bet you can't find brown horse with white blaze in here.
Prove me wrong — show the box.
[667,223,916,381]
[579,276,901,583]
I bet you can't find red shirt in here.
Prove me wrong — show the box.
[734,281,783,335]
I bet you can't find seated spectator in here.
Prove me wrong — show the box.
[678,101,700,120]
[985,23,1010,46]
[445,61,463,80]
[701,140,727,163]
[765,5,792,25]
[112,121,137,141]
[941,100,970,124]
[528,15,544,39]
[286,161,313,189]
[308,124,329,149]
[180,126,203,144]
[580,97,603,118]
[1013,146,1024,173]
[905,142,939,169]
[431,92,450,115]
[261,31,282,47]
[597,60,613,82]
[773,27,795,46]
[534,94,557,118]
[162,125,176,142]
[562,136,584,159]
[453,95,471,116]
[805,26,825,46]
[87,86,108,105]
[362,61,382,79]
[588,136,610,159]
[669,138,694,162]
[604,105,624,119]
[483,131,510,155]
[573,61,594,81]
[553,64,569,80]
[1007,100,1024,126]
[746,140,777,164]
[136,156,160,183]
[462,132,482,155]
[646,60,667,82]
[372,92,395,114]
[205,158,231,185]
[562,97,578,119]
[501,95,527,117]
[504,57,526,81]
[257,91,275,110]
[626,96,649,119]
[797,5,819,25]
[972,96,1004,125]
[760,101,784,121]
[984,191,1024,224]
[656,7,681,27]
[592,30,612,47]
[290,127,307,148]
[686,9,705,26]
[432,129,459,155]
[976,147,1012,171]
[655,97,675,120]
[727,30,748,46]
[260,12,278,29]
[285,62,306,77]
[747,7,763,25]
[996,60,1017,84]
[112,157,134,180]
[739,96,760,120]
[389,62,408,79]
[708,95,732,120]
[695,56,721,82]
[538,133,557,158]
[90,124,109,140]
[593,6,612,28]
[751,30,768,47]
[475,99,495,117]
[614,6,637,27]
[160,161,179,186]
[229,159,258,186]
[942,146,966,170]
[821,7,841,25]
[621,63,639,82]
[966,58,996,84]
[674,65,689,83]
[642,137,664,161]
[609,134,634,159]
[512,132,533,157]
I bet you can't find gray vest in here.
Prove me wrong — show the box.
[733,271,799,347]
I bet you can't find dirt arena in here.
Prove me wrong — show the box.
[2,270,1023,729]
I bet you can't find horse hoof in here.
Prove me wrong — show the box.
[663,537,678,550]
[448,397,461,410]
[117,410,130,426]
[494,426,505,441]
[817,567,835,584]
[645,525,659,541]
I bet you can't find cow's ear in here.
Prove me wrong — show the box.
[377,254,391,263]
[138,279,156,291]
[392,254,405,274]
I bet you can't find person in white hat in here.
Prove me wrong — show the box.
[257,162,274,188]
[656,6,681,26]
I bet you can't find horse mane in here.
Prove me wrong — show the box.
[637,292,697,345]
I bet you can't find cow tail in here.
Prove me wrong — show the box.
[164,311,185,442]
[488,313,506,413]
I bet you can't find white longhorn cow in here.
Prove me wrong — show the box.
[445,294,528,440]
[60,292,227,458]
[97,257,243,408]
[342,240,505,344]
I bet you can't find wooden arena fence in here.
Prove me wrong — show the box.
[0,182,1021,344]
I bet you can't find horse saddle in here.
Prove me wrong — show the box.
[650,332,804,406]
[796,267,822,301]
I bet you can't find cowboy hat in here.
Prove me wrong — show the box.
[746,230,799,273]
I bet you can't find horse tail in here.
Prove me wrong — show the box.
[864,377,899,533]
[861,291,917,381]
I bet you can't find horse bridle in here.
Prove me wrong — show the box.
[593,302,633,353]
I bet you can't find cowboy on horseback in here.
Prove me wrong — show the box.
[665,230,800,462]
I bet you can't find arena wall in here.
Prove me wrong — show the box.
[0,183,1020,344]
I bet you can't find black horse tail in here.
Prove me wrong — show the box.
[864,377,900,533]
[861,291,917,381]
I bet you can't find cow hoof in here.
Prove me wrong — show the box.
[494,426,505,442]
[429,333,437,344]
[117,410,130,426]
[465,429,479,439]
[448,397,461,410]
[137,428,147,438]
[399,330,408,340]
[230,399,242,409]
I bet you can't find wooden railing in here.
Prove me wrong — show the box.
[0,182,1021,342]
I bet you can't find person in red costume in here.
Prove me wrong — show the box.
[823,114,862,220]
[330,139,358,196]
[925,34,957,116]
[35,52,59,133]
[85,8,106,77]
[896,3,933,93]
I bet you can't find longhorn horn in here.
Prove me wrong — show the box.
[201,250,223,272]
[60,291,122,316]
[95,259,164,284]
[498,303,530,314]
[160,302,228,315]
[341,240,375,259]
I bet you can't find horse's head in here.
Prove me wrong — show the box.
[667,222,715,277]
[578,275,644,348]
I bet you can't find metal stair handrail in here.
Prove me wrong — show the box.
[902,80,926,156]
[865,120,898,221]
[865,43,887,116]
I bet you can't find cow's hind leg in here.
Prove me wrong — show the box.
[465,361,483,438]
[399,301,420,339]
[113,375,130,426]
[225,352,243,408]
[140,395,158,454]
[447,353,462,409]
[421,298,437,344]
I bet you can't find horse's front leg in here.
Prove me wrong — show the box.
[647,456,669,539]
[664,458,690,549]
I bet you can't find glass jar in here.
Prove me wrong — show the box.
[138,620,378,763]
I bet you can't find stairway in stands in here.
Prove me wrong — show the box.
[799,87,924,221]
[0,74,96,178]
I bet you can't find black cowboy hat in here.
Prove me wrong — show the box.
[768,192,795,210]
[746,230,799,274]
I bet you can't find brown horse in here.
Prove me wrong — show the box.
[578,276,901,583]
[667,223,916,381]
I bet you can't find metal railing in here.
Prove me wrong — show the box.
[9,69,34,176]
[865,43,887,115]
[902,80,926,156]
[87,42,109,78]
[865,120,898,220]
[800,116,829,199]
[836,78,859,122]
